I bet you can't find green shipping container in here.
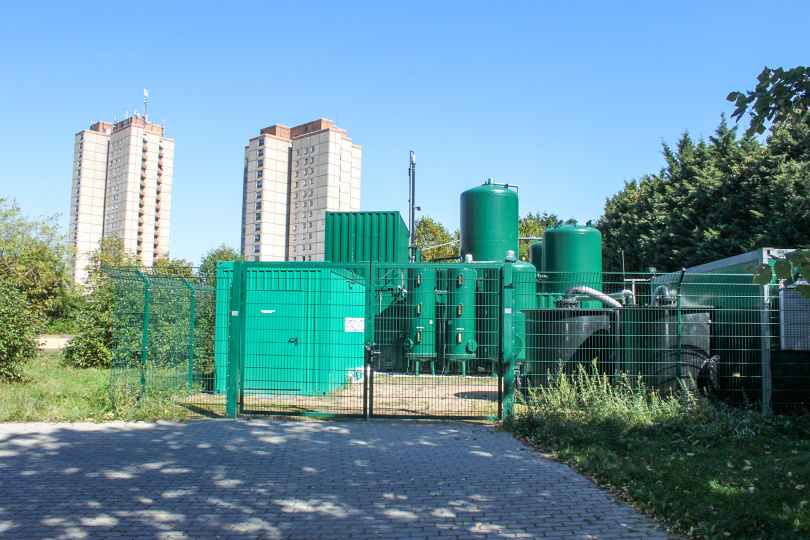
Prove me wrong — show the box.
[215,263,366,396]
[324,211,410,263]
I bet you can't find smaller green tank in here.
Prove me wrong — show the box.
[513,260,537,362]
[404,267,437,375]
[529,241,546,308]
[542,224,602,308]
[444,267,478,376]
[529,241,543,272]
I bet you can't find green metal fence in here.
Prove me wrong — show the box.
[105,264,810,419]
[526,271,810,413]
[105,267,222,416]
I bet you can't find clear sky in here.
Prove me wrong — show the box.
[1,1,807,265]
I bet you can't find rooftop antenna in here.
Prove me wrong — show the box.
[143,88,148,121]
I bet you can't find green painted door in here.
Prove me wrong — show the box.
[242,290,311,398]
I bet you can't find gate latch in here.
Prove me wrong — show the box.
[364,343,381,366]
[289,337,298,346]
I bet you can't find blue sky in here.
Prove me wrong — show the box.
[1,1,807,264]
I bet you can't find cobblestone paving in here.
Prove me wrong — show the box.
[0,420,676,539]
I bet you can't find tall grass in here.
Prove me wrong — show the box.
[0,350,191,422]
[506,364,810,540]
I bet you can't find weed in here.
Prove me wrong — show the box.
[505,364,810,540]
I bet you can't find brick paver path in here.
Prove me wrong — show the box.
[0,420,674,539]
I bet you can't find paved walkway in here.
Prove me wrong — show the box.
[0,420,674,539]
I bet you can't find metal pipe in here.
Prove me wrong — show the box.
[408,151,416,262]
[651,285,673,306]
[485,178,519,196]
[607,289,636,306]
[562,286,623,308]
[421,239,459,252]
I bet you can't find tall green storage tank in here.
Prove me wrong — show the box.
[542,224,602,307]
[324,211,410,263]
[460,180,519,262]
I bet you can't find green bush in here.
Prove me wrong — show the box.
[62,282,113,368]
[0,278,42,381]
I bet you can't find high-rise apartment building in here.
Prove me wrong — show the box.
[242,119,361,261]
[69,115,174,283]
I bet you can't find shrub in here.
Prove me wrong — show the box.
[62,281,114,368]
[0,278,42,381]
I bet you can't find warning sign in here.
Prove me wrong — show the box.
[344,317,365,332]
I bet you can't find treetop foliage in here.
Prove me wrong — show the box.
[198,244,244,282]
[518,212,561,262]
[728,66,810,137]
[598,114,810,272]
[414,217,459,262]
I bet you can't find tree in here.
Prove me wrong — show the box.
[0,198,74,325]
[414,217,459,262]
[598,116,810,273]
[198,244,244,284]
[152,254,194,278]
[728,66,810,137]
[63,237,139,368]
[729,66,810,297]
[518,212,561,261]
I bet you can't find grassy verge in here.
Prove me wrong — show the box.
[505,366,810,540]
[0,350,191,422]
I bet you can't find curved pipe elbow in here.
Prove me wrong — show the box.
[563,286,623,309]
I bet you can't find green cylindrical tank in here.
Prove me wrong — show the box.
[529,241,543,272]
[444,267,478,375]
[542,224,602,307]
[529,241,546,309]
[405,267,436,375]
[460,180,519,262]
[513,260,537,362]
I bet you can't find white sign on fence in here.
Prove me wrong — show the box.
[344,317,365,333]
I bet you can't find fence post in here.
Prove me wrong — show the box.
[675,269,686,389]
[135,270,151,395]
[501,259,516,421]
[182,279,196,391]
[226,261,245,419]
[363,261,377,418]
[761,283,772,415]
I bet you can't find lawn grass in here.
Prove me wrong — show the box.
[0,350,191,422]
[505,366,810,540]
